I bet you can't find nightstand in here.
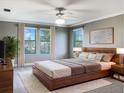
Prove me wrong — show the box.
[111,64,124,82]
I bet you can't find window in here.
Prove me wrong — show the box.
[24,27,36,54]
[73,28,84,47]
[40,28,50,54]
[24,27,50,54]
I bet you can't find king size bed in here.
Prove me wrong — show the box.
[32,48,119,91]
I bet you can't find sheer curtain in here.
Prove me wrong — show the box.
[17,23,25,67]
[50,26,56,60]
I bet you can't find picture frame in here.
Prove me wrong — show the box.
[89,27,114,44]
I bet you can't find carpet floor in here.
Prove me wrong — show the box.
[18,69,113,93]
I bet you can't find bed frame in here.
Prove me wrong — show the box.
[33,48,119,91]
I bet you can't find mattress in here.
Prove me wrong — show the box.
[34,60,71,78]
[98,61,115,70]
[34,60,115,78]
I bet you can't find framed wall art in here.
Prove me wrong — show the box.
[89,27,114,44]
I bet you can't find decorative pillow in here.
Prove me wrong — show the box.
[95,53,104,62]
[102,53,114,62]
[79,52,89,59]
[88,53,96,60]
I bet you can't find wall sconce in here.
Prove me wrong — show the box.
[117,48,124,66]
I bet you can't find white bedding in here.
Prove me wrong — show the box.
[98,61,115,70]
[34,60,115,78]
[34,60,71,78]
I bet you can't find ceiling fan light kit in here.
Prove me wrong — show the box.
[55,18,65,25]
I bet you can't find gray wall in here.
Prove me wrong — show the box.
[0,21,17,39]
[69,14,124,57]
[84,15,124,48]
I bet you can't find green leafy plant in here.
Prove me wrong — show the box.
[3,36,18,59]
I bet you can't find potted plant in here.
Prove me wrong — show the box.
[3,36,18,65]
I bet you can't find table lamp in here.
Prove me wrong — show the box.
[73,48,82,57]
[117,48,124,66]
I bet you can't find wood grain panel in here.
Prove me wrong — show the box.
[33,66,110,91]
[0,63,13,93]
[83,47,116,53]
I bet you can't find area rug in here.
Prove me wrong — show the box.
[18,70,112,93]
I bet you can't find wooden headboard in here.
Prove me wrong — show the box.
[83,47,120,64]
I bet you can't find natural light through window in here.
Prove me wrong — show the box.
[24,27,50,54]
[40,28,50,54]
[73,28,84,47]
[24,27,36,54]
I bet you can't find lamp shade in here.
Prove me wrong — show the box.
[117,48,124,54]
[73,48,82,52]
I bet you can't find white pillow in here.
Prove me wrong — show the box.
[88,53,96,60]
[95,53,104,62]
[79,52,89,59]
[102,53,114,62]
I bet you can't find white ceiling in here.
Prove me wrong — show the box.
[0,0,124,26]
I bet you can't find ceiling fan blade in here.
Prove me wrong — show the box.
[34,0,56,8]
[28,9,57,15]
[62,15,82,21]
[37,0,68,8]
[65,0,85,6]
[69,9,98,13]
[63,9,85,16]
[65,14,83,20]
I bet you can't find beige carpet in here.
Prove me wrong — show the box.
[18,69,112,93]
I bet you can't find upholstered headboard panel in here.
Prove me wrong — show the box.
[83,47,120,64]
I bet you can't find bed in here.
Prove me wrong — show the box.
[33,48,119,91]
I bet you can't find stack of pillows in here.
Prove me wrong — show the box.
[79,52,114,62]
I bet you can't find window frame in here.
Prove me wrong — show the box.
[39,28,50,54]
[24,27,37,54]
[73,28,84,48]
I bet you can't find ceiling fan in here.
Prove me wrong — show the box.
[55,7,67,25]
[55,7,81,25]
[30,0,96,25]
